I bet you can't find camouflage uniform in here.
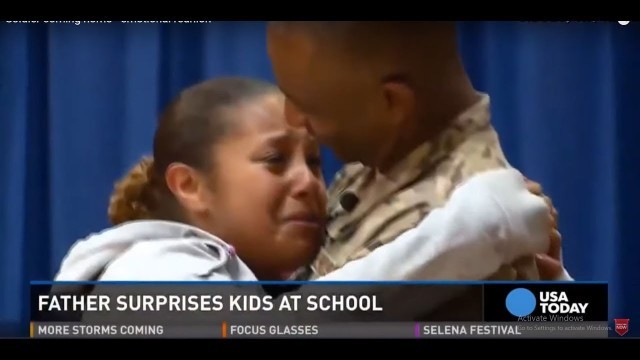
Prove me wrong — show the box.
[308,94,539,281]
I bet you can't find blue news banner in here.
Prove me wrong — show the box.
[29,281,609,339]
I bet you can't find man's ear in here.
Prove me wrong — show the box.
[381,81,416,126]
[165,163,210,214]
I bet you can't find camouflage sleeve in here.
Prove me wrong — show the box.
[344,139,518,276]
[350,208,519,282]
[348,203,429,262]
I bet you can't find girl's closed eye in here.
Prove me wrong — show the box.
[262,151,288,165]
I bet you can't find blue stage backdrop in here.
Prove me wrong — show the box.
[1,21,639,336]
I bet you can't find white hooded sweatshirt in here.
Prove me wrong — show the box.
[53,169,570,318]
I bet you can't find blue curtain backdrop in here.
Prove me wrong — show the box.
[1,21,638,336]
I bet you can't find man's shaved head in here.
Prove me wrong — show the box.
[268,22,458,67]
[268,21,456,47]
[267,21,477,170]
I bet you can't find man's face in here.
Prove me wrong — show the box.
[266,28,395,166]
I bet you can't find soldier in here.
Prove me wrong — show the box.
[266,21,571,282]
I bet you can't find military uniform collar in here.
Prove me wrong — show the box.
[330,93,492,231]
[380,93,492,184]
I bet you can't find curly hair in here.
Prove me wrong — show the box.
[107,156,157,225]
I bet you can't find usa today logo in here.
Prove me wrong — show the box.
[505,288,588,321]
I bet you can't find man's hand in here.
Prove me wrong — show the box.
[525,179,565,280]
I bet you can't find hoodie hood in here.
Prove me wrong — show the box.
[54,220,221,282]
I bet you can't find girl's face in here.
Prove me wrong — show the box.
[203,93,327,280]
